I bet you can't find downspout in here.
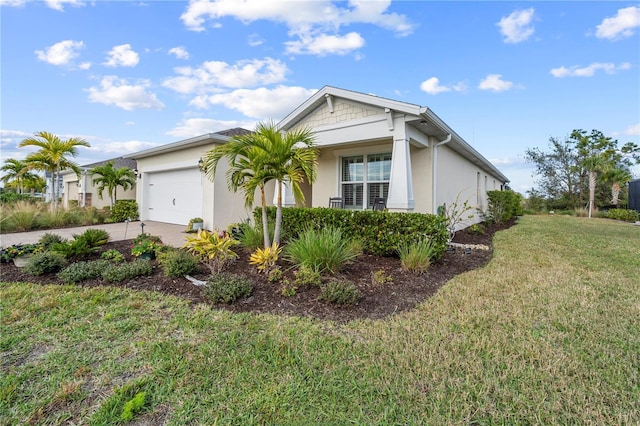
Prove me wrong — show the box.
[432,133,452,214]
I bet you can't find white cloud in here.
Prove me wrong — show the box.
[45,0,84,11]
[420,77,467,95]
[97,140,158,154]
[85,76,164,111]
[180,0,413,56]
[478,74,514,92]
[168,46,189,59]
[166,118,255,138]
[35,40,84,66]
[622,123,640,136]
[550,62,631,78]
[192,85,317,119]
[0,129,30,149]
[595,6,640,40]
[163,57,288,94]
[248,33,264,47]
[0,0,28,7]
[285,32,365,56]
[79,62,92,70]
[497,8,535,44]
[103,44,140,67]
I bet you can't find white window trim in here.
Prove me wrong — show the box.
[339,151,391,210]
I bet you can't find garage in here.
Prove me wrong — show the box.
[146,168,203,225]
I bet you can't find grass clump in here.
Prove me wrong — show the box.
[121,391,147,422]
[58,260,111,284]
[23,251,67,276]
[204,273,253,303]
[319,280,361,306]
[157,249,199,277]
[284,226,361,274]
[397,238,438,274]
[101,259,153,282]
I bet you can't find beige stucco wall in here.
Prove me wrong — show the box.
[62,172,136,209]
[410,143,434,214]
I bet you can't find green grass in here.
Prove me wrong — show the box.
[1,215,639,424]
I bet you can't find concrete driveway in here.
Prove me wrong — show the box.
[0,221,189,248]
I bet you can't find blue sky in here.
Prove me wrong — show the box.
[1,0,639,193]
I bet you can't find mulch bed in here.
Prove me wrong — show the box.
[0,219,516,322]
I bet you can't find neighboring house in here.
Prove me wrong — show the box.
[61,157,137,209]
[127,86,508,229]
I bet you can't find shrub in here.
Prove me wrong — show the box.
[102,259,153,282]
[607,208,640,222]
[255,206,448,257]
[23,251,67,276]
[183,230,239,274]
[38,232,64,249]
[236,222,273,251]
[293,266,322,287]
[131,234,163,257]
[267,266,283,283]
[280,278,297,297]
[110,200,139,222]
[468,223,485,235]
[320,280,361,306]
[157,249,199,277]
[78,206,106,226]
[284,227,361,274]
[249,243,281,273]
[397,238,439,274]
[51,238,96,259]
[486,190,523,224]
[101,249,125,263]
[371,269,392,285]
[186,217,204,233]
[76,228,110,247]
[58,260,111,284]
[204,273,253,304]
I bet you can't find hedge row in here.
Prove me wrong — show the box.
[254,207,448,257]
[486,190,523,223]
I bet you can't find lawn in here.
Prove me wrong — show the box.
[1,215,639,424]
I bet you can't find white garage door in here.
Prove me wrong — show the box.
[146,168,203,225]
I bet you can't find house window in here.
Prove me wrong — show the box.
[340,153,391,209]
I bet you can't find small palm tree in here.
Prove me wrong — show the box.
[19,131,90,209]
[0,158,38,194]
[88,161,136,208]
[605,168,632,206]
[203,122,318,247]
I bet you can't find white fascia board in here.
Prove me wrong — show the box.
[124,133,228,160]
[278,86,422,131]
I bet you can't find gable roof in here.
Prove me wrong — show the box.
[124,128,251,160]
[278,86,508,182]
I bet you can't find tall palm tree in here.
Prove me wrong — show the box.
[19,131,90,209]
[203,122,317,247]
[0,158,37,194]
[88,161,136,208]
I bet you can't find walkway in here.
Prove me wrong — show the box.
[0,221,188,248]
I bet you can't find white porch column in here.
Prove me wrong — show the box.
[272,180,296,207]
[387,127,414,211]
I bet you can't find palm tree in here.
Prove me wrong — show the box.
[203,122,317,247]
[0,158,37,194]
[88,161,136,208]
[605,167,632,206]
[19,131,90,209]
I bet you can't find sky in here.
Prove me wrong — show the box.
[1,0,639,194]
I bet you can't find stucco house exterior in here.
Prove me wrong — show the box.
[62,157,137,210]
[126,86,508,230]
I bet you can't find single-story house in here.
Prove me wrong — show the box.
[62,157,137,209]
[126,86,508,230]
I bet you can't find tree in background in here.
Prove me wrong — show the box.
[525,129,639,214]
[19,131,90,209]
[605,167,633,206]
[89,161,136,208]
[1,159,37,194]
